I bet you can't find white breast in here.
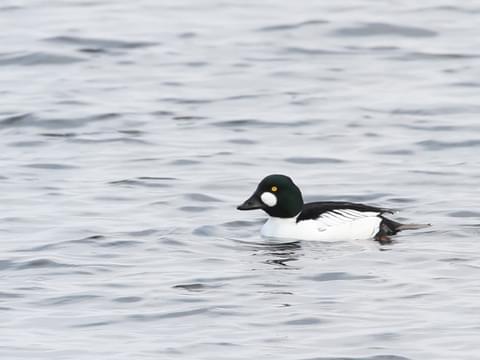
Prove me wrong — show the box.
[260,210,382,241]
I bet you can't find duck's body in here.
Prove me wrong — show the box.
[237,175,428,243]
[261,204,384,241]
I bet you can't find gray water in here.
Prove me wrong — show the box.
[1,1,480,359]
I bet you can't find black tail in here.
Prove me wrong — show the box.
[376,216,430,243]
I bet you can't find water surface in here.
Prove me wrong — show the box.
[1,1,480,359]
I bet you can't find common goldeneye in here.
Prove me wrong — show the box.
[237,174,429,243]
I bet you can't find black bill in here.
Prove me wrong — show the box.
[237,193,263,210]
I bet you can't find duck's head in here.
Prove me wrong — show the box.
[237,174,303,218]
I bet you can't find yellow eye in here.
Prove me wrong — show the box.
[271,186,278,192]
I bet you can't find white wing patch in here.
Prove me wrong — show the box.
[261,209,383,241]
[315,209,380,231]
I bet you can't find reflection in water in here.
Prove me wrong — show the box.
[256,241,303,268]
[229,237,303,267]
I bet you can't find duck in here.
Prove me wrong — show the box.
[237,174,429,243]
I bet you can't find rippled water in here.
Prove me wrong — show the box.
[1,1,480,359]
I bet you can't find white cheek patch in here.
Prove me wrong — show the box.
[260,192,277,207]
